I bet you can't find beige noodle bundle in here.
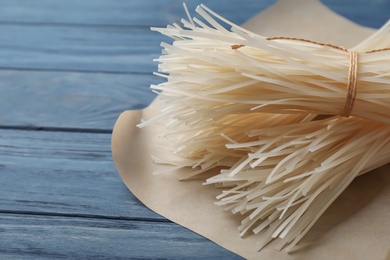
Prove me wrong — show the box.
[139,4,390,252]
[147,4,390,124]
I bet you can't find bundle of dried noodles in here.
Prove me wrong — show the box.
[138,4,390,252]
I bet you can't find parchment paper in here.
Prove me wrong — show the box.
[112,1,390,259]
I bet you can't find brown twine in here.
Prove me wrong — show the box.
[231,37,390,117]
[266,37,349,52]
[265,36,390,54]
[342,51,358,117]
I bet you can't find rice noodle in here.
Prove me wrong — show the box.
[138,4,390,252]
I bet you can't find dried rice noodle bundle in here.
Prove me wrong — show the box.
[198,6,390,251]
[206,116,390,251]
[139,4,318,176]
[151,4,390,124]
[139,4,390,253]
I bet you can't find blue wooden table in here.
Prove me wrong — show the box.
[0,1,388,259]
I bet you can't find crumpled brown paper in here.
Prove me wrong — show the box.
[112,1,390,259]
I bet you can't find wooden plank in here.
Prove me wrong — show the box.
[0,213,242,259]
[0,71,157,129]
[0,0,275,26]
[0,0,386,28]
[0,129,162,220]
[0,24,162,73]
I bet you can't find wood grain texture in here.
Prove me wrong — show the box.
[0,0,276,26]
[0,24,162,73]
[0,126,243,259]
[0,0,387,28]
[0,129,163,220]
[0,213,241,259]
[0,71,157,129]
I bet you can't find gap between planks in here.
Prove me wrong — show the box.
[0,209,170,223]
[0,125,112,134]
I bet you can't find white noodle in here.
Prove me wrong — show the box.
[138,5,390,253]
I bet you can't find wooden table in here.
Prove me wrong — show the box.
[0,1,388,259]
